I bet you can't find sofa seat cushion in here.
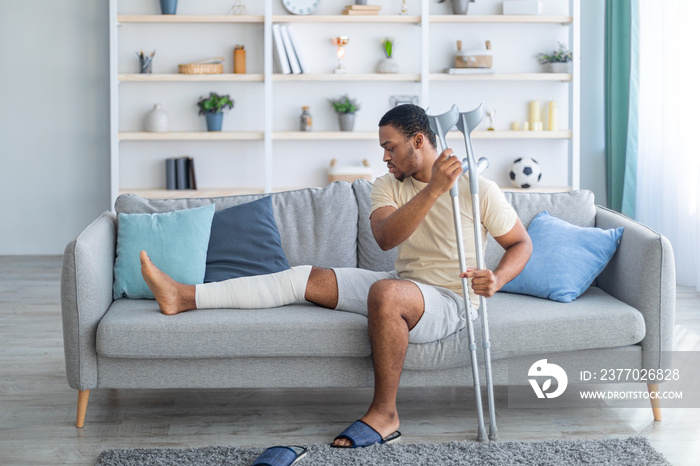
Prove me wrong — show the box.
[96,300,371,359]
[404,287,646,370]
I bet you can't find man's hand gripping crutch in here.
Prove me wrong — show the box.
[427,104,497,442]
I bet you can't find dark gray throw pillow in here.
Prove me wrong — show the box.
[204,196,290,283]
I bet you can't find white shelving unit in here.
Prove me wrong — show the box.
[110,0,579,204]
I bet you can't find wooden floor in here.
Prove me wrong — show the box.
[1,256,699,465]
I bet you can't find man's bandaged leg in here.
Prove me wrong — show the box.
[195,265,312,309]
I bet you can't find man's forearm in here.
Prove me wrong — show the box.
[492,239,532,290]
[372,186,441,251]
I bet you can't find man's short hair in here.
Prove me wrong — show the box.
[378,104,437,150]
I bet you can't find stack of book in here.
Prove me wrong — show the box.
[272,24,306,75]
[166,157,197,190]
[342,4,381,15]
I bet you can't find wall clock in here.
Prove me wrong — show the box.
[282,0,320,15]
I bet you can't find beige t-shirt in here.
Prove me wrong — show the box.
[370,173,518,305]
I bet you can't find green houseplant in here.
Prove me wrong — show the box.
[197,92,235,132]
[537,42,573,73]
[329,94,360,131]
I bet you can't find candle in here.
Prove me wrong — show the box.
[548,101,558,131]
[533,121,543,131]
[529,101,541,127]
[511,121,521,131]
[523,121,530,131]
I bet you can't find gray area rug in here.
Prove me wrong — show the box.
[96,436,670,465]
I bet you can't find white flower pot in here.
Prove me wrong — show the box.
[547,62,571,73]
[377,57,399,74]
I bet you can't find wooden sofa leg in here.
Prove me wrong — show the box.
[76,390,90,428]
[647,383,662,421]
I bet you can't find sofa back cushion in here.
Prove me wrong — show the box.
[352,179,399,272]
[485,190,596,270]
[115,182,359,268]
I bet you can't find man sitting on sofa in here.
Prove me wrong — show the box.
[140,104,532,448]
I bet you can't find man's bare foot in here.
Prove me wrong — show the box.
[140,250,196,315]
[333,410,400,447]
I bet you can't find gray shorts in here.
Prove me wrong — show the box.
[332,268,469,344]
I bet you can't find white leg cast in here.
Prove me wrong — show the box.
[195,266,312,309]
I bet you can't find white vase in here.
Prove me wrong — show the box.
[377,57,399,74]
[144,104,169,132]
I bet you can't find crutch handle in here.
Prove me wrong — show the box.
[450,157,489,198]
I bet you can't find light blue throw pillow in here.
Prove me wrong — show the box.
[500,211,623,303]
[113,204,215,299]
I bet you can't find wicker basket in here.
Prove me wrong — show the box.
[178,57,224,75]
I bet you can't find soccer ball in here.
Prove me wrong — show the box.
[509,157,542,189]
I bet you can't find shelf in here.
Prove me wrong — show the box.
[121,188,265,198]
[119,73,264,82]
[111,1,580,202]
[448,130,573,140]
[122,185,573,199]
[273,73,421,82]
[272,15,421,24]
[119,132,264,141]
[117,15,264,23]
[430,73,572,82]
[501,186,572,193]
[430,15,572,24]
[275,131,572,141]
[117,73,568,83]
[116,14,570,25]
[274,131,376,140]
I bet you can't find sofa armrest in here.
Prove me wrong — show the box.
[595,206,675,357]
[61,211,117,390]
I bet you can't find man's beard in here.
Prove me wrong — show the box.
[394,145,417,182]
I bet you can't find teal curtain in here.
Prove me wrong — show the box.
[605,0,638,216]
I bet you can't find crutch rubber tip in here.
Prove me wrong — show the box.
[489,430,498,441]
[477,427,488,442]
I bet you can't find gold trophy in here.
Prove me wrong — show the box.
[332,36,349,74]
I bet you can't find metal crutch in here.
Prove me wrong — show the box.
[426,105,488,442]
[456,104,498,441]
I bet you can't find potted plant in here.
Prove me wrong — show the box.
[159,0,178,15]
[438,0,475,15]
[378,38,399,74]
[538,42,573,73]
[329,94,361,131]
[197,92,235,132]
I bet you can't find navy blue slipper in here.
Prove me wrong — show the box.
[330,420,402,448]
[251,445,307,466]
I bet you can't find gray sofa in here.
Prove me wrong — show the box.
[61,181,675,428]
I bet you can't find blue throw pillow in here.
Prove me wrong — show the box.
[113,204,215,299]
[204,196,290,283]
[500,211,623,303]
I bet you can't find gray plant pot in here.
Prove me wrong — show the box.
[452,0,471,15]
[338,113,355,132]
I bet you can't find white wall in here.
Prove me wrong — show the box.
[0,0,111,255]
[0,0,606,255]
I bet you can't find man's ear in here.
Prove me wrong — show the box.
[414,133,424,149]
